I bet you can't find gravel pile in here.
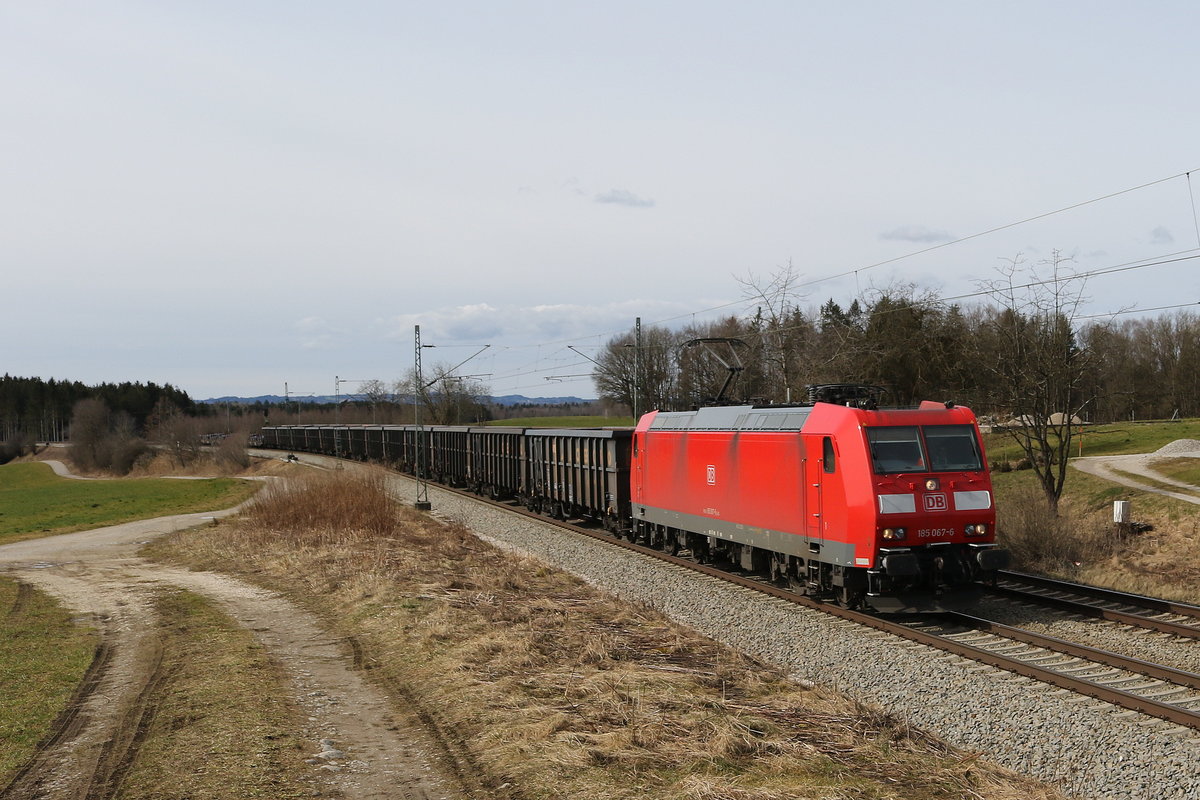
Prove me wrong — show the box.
[396,476,1200,800]
[1155,439,1200,455]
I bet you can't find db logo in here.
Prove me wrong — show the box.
[706,465,717,485]
[924,493,948,512]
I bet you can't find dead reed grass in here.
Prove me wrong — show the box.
[147,470,1066,800]
[996,485,1121,573]
[995,472,1200,604]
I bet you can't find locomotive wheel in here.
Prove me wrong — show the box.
[836,585,864,610]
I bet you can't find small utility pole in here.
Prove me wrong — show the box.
[414,325,431,510]
[633,316,642,420]
[334,375,341,462]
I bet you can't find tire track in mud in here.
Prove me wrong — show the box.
[0,641,114,800]
[5,582,34,616]
[1,461,469,800]
[84,637,175,800]
[340,633,505,800]
[4,562,466,799]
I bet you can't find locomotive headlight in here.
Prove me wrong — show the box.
[964,523,988,536]
[925,478,940,491]
[882,527,906,540]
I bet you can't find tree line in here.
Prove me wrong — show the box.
[591,256,1197,509]
[0,376,198,461]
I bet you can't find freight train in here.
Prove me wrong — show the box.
[260,385,1008,612]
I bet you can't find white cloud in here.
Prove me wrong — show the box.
[594,189,655,208]
[879,225,954,243]
[1149,226,1174,245]
[389,298,717,348]
[295,316,341,350]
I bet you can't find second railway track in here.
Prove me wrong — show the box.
[987,570,1200,639]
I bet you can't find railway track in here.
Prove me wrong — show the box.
[425,482,1200,733]
[903,612,1200,728]
[987,570,1200,639]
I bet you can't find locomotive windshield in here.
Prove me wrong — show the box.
[923,425,984,471]
[867,425,983,473]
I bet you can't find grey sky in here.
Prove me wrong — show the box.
[4,2,1199,400]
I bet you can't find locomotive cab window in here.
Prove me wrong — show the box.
[866,427,925,473]
[822,436,836,473]
[924,425,983,471]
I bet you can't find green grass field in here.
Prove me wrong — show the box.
[0,463,260,545]
[982,418,1200,463]
[0,577,98,785]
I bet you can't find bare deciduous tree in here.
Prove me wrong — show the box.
[397,365,491,425]
[738,260,808,402]
[357,379,392,423]
[69,398,147,474]
[146,399,202,467]
[592,325,678,416]
[977,251,1092,511]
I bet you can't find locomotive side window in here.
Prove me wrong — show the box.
[822,436,836,473]
[866,426,925,473]
[924,425,983,471]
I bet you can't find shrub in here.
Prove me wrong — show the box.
[996,486,1118,574]
[67,398,148,475]
[215,434,251,471]
[243,471,398,538]
[0,434,34,464]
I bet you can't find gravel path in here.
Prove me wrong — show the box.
[1,462,460,800]
[1072,441,1200,505]
[387,473,1200,800]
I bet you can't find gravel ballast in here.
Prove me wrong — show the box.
[394,476,1200,800]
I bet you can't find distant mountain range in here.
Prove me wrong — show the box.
[200,394,594,406]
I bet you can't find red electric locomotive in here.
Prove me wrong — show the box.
[630,385,1008,612]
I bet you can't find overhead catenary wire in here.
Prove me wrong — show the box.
[475,167,1200,392]
[1188,171,1200,249]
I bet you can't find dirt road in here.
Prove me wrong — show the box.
[1071,445,1200,506]
[0,478,459,800]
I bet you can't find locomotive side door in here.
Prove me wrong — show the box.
[803,434,825,540]
[632,430,643,504]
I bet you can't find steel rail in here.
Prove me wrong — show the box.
[939,611,1200,690]
[996,570,1200,620]
[985,582,1200,640]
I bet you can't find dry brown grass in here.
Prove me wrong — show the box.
[995,469,1200,604]
[87,446,289,479]
[115,589,310,800]
[147,470,1066,800]
[995,485,1122,572]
